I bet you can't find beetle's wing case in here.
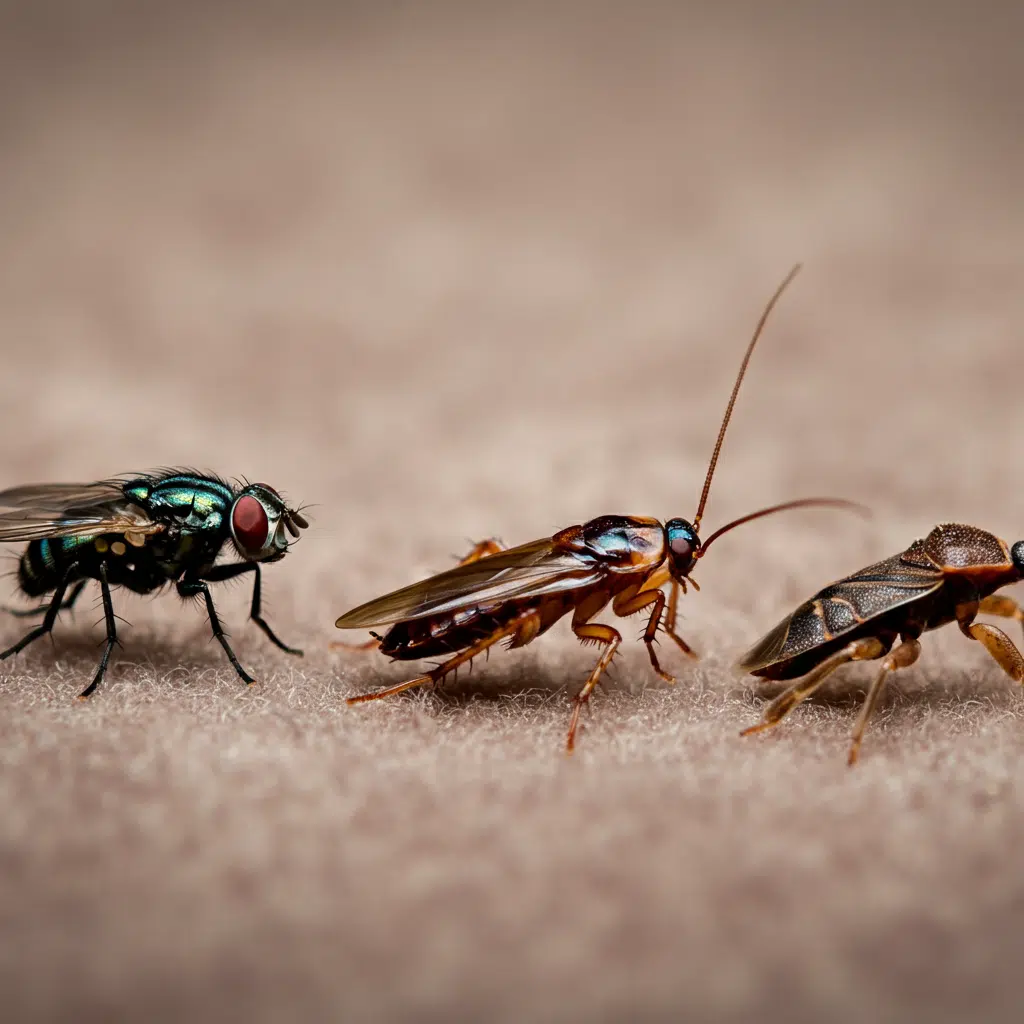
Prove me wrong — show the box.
[0,480,163,544]
[738,551,944,673]
[336,536,610,628]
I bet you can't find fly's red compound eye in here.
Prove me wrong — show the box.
[232,495,269,552]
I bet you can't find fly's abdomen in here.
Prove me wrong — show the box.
[17,536,90,597]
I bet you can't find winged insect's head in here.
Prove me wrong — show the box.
[664,518,700,580]
[230,483,309,562]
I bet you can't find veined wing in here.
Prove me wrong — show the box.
[0,480,164,544]
[336,537,606,628]
[738,552,943,673]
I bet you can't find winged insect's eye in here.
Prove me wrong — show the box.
[232,495,269,553]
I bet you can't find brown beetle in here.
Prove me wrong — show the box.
[335,266,859,752]
[738,523,1024,764]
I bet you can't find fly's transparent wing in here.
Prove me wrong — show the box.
[0,480,163,544]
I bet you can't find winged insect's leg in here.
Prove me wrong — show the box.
[638,569,696,659]
[977,594,1024,641]
[346,611,541,705]
[455,539,505,565]
[740,636,889,738]
[331,636,382,652]
[612,586,676,683]
[0,564,80,663]
[846,638,921,766]
[663,580,696,658]
[566,621,622,754]
[177,576,256,685]
[203,561,302,657]
[6,579,88,619]
[78,565,119,699]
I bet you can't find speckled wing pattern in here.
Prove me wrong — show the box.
[0,480,164,543]
[738,551,944,673]
[335,537,607,627]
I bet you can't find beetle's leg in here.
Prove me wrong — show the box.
[958,614,1024,683]
[346,610,540,705]
[978,594,1024,640]
[740,636,888,738]
[78,565,120,699]
[0,564,80,663]
[567,621,622,754]
[846,638,921,766]
[5,580,88,619]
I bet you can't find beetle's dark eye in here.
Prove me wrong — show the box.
[232,495,269,553]
[1012,541,1024,573]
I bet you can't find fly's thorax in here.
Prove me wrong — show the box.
[561,515,666,572]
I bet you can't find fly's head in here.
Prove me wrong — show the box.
[229,483,309,563]
[665,518,701,582]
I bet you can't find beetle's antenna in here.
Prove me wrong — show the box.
[691,264,801,533]
[696,497,869,557]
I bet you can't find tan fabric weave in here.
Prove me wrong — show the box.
[2,4,1023,1021]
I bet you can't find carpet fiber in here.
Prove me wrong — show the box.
[2,4,1024,1021]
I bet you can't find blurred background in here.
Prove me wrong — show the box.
[2,2,1024,1021]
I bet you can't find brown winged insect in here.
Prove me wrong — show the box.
[335,266,859,752]
[739,523,1024,765]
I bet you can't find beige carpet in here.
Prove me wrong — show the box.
[2,3,1024,1021]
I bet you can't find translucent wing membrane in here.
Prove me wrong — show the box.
[335,537,605,627]
[0,480,163,544]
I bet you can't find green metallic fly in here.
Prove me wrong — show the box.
[0,470,308,696]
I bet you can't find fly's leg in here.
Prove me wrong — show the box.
[346,610,540,705]
[201,562,302,656]
[246,563,301,655]
[566,622,622,754]
[177,576,255,685]
[332,539,506,653]
[78,565,120,699]
[846,638,921,766]
[0,564,80,663]
[5,580,88,619]
[740,637,888,740]
[978,595,1024,642]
